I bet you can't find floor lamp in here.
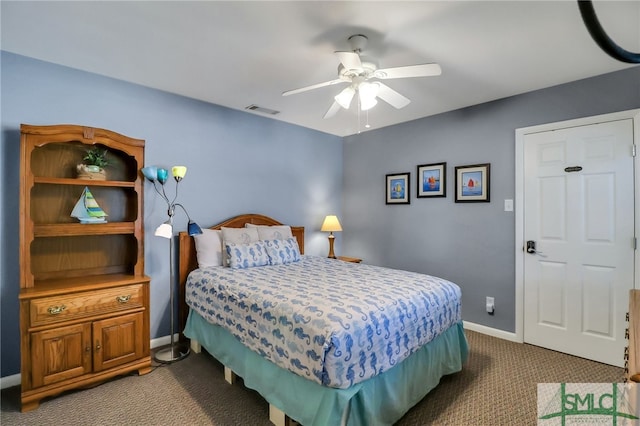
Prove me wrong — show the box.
[141,165,202,363]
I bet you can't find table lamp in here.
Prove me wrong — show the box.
[321,215,342,259]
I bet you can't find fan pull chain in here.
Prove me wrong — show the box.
[357,95,362,134]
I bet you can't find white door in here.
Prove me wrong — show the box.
[523,118,634,366]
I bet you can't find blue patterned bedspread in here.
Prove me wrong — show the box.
[185,256,462,389]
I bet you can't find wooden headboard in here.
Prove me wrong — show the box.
[177,213,305,335]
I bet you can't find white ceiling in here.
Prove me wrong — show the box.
[2,1,638,137]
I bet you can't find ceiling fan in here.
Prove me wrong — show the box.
[282,34,442,119]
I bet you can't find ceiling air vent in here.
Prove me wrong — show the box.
[245,105,280,115]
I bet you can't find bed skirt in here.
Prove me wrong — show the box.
[184,310,468,426]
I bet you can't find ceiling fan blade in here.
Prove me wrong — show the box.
[282,79,345,96]
[323,101,342,119]
[374,63,442,79]
[376,83,411,109]
[335,51,363,71]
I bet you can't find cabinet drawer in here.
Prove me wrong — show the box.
[30,284,143,327]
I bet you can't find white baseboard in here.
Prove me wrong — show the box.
[463,320,522,343]
[1,333,180,390]
[0,373,20,390]
[150,333,181,349]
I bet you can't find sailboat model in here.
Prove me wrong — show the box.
[71,186,108,224]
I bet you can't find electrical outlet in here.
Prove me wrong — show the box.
[486,297,495,315]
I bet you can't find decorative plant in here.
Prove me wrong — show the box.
[83,147,110,168]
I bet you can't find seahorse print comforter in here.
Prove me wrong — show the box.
[185,255,462,389]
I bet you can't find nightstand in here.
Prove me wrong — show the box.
[337,256,362,263]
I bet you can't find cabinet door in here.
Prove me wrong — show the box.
[93,312,144,372]
[31,323,92,387]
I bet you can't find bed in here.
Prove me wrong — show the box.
[178,214,468,426]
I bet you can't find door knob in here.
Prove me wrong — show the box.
[526,240,545,256]
[526,240,536,253]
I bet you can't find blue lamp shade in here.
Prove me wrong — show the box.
[188,220,203,236]
[141,166,158,182]
[156,168,169,184]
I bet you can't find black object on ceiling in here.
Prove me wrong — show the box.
[578,0,640,64]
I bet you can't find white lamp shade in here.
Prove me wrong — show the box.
[154,222,173,239]
[359,82,379,111]
[335,87,355,109]
[360,96,378,111]
[321,215,342,232]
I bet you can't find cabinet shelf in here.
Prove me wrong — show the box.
[34,177,136,188]
[20,274,150,299]
[34,222,135,237]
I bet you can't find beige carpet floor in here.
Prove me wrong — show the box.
[1,330,625,425]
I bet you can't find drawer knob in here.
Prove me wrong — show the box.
[47,305,66,315]
[116,295,131,303]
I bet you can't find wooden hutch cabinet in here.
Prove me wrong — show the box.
[629,290,640,383]
[18,124,151,412]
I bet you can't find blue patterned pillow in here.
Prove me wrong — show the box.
[225,241,270,269]
[264,238,301,265]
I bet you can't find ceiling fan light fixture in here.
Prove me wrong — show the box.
[335,86,355,109]
[282,34,441,120]
[360,96,378,111]
[359,82,379,111]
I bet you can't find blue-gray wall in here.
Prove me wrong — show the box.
[342,66,640,332]
[0,52,343,377]
[2,50,638,379]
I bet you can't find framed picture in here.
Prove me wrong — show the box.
[455,163,490,202]
[417,162,446,198]
[386,172,410,204]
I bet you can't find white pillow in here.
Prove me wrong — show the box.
[245,224,293,241]
[221,227,260,266]
[225,241,270,269]
[193,229,223,268]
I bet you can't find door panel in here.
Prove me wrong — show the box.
[581,264,614,337]
[584,173,615,242]
[31,323,92,387]
[538,261,567,328]
[524,119,634,366]
[93,311,144,372]
[539,176,567,240]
